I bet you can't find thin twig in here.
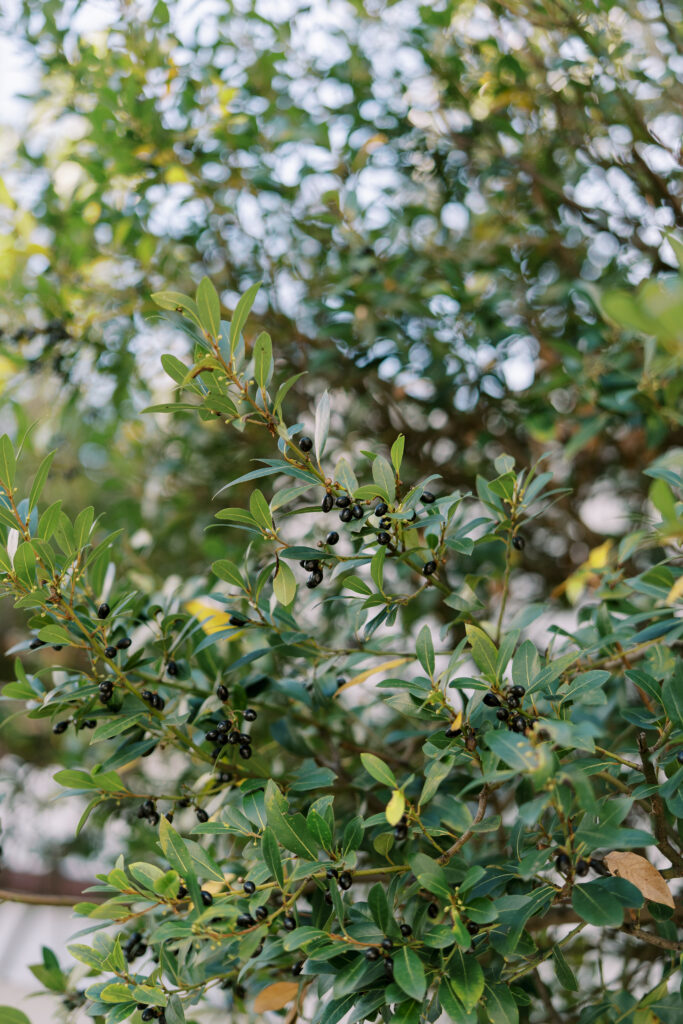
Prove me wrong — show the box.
[439,786,489,864]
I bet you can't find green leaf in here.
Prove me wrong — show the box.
[37,624,72,646]
[264,780,319,860]
[160,353,192,385]
[196,277,221,336]
[230,282,261,355]
[416,624,435,678]
[465,624,498,682]
[450,947,484,1012]
[572,881,626,926]
[0,434,16,490]
[261,826,284,887]
[390,434,405,474]
[511,640,540,691]
[74,505,95,549]
[273,372,306,416]
[100,983,135,1004]
[13,542,36,587]
[151,291,201,328]
[28,450,55,512]
[314,389,330,461]
[552,945,578,991]
[360,752,397,789]
[372,454,395,500]
[483,983,519,1023]
[273,560,296,606]
[158,816,193,878]
[394,946,427,1002]
[662,674,683,726]
[409,853,451,900]
[249,489,273,532]
[335,457,358,495]
[212,558,247,590]
[252,331,273,388]
[368,883,390,932]
[0,1010,32,1024]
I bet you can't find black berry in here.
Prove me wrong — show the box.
[393,823,407,841]
[326,531,339,545]
[377,532,391,545]
[576,858,590,877]
[239,745,252,759]
[496,708,509,721]
[255,905,268,921]
[445,726,462,738]
[216,684,229,702]
[195,808,209,823]
[151,693,165,710]
[200,890,213,906]
[166,660,178,676]
[555,853,572,875]
[229,615,245,626]
[351,503,363,520]
[339,507,353,523]
[244,708,257,722]
[116,636,131,650]
[400,923,412,937]
[512,535,525,550]
[326,868,338,878]
[510,685,526,698]
[423,560,437,576]
[299,436,313,452]
[229,730,241,744]
[590,858,610,876]
[292,960,304,975]
[97,603,110,619]
[217,719,230,733]
[29,638,45,649]
[374,502,388,516]
[365,947,379,961]
[339,871,352,890]
[335,496,351,508]
[427,902,439,918]
[506,695,520,709]
[52,720,69,734]
[237,913,255,928]
[384,958,394,976]
[421,491,436,504]
[483,692,500,707]
[104,646,117,658]
[141,690,153,702]
[381,937,393,950]
[243,880,256,894]
[321,493,334,513]
[306,571,323,589]
[176,886,187,899]
[466,921,480,935]
[511,715,526,733]
[141,1010,155,1022]
[377,516,391,529]
[283,914,296,931]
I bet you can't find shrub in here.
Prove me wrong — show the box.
[0,273,681,1024]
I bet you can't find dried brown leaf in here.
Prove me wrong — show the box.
[604,851,674,909]
[253,981,300,1012]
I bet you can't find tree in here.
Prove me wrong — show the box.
[0,0,682,1021]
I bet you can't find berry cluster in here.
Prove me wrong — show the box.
[137,799,160,826]
[141,689,166,710]
[123,930,147,962]
[555,851,607,877]
[483,684,539,734]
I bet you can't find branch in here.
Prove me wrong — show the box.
[637,732,683,872]
[439,786,489,864]
[0,887,85,907]
[620,925,683,953]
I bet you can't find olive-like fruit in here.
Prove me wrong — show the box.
[576,858,590,877]
[195,808,209,823]
[377,532,391,545]
[506,695,520,709]
[483,693,500,707]
[400,923,412,937]
[292,960,304,975]
[255,905,268,920]
[423,561,437,576]
[511,716,527,733]
[445,725,462,738]
[244,708,257,722]
[141,690,153,702]
[116,637,132,650]
[466,921,480,935]
[496,708,509,721]
[339,507,353,523]
[427,902,439,918]
[321,493,334,513]
[97,603,110,619]
[104,646,117,659]
[339,871,352,890]
[374,501,388,516]
[52,720,69,734]
[237,913,254,928]
[421,491,436,504]
[555,852,572,875]
[166,660,178,676]
[335,495,351,508]
[243,880,256,894]
[377,516,391,529]
[200,890,213,906]
[216,684,229,702]
[510,685,526,698]
[351,503,364,520]
[381,937,393,950]
[229,615,245,626]
[326,531,339,545]
[283,914,296,931]
[299,436,313,452]
[512,534,525,550]
[239,745,252,759]
[393,823,407,841]
[365,947,379,961]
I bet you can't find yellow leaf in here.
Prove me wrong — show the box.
[334,658,411,698]
[587,540,613,569]
[666,576,683,605]
[184,598,243,637]
[253,981,300,1012]
[386,789,405,826]
[604,851,674,909]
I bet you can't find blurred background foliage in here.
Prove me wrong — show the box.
[0,0,681,874]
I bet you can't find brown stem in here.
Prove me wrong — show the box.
[439,785,489,864]
[619,925,683,953]
[637,732,683,872]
